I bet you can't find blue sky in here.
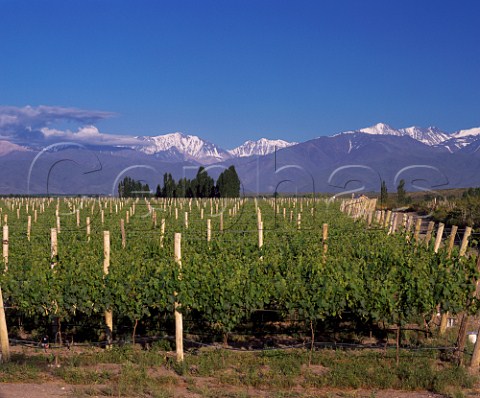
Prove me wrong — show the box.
[1,0,479,148]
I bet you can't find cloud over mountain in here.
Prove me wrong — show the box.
[0,105,116,142]
[40,125,141,146]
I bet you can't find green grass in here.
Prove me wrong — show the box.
[0,361,40,382]
[1,346,477,397]
[54,367,111,384]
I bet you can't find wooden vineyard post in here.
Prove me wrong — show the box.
[459,227,472,257]
[258,221,264,249]
[469,253,480,367]
[433,223,444,254]
[258,221,264,261]
[103,231,113,349]
[413,218,422,243]
[0,284,10,363]
[174,233,184,363]
[387,213,396,234]
[207,219,211,242]
[160,218,165,248]
[27,215,31,242]
[439,224,458,335]
[219,213,224,233]
[2,226,8,272]
[405,215,414,234]
[120,219,126,249]
[447,225,458,258]
[367,210,373,226]
[86,217,91,242]
[392,213,400,234]
[454,226,472,365]
[433,222,445,332]
[76,209,80,227]
[322,223,328,262]
[184,212,188,229]
[51,228,58,268]
[384,210,392,229]
[424,221,435,247]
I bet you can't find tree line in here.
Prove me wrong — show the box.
[379,179,410,208]
[118,176,151,198]
[118,166,241,198]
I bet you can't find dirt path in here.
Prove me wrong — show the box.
[0,383,73,398]
[0,347,475,398]
[0,383,454,398]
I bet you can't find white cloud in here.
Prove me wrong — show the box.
[0,105,115,130]
[40,125,142,146]
[41,125,101,138]
[0,105,132,146]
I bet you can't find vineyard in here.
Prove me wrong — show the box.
[0,196,479,366]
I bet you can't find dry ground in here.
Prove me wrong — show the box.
[0,383,456,398]
[0,344,478,398]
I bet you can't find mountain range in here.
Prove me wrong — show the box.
[129,133,296,164]
[2,122,480,195]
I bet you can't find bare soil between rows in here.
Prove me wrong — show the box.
[0,382,457,398]
[2,344,479,398]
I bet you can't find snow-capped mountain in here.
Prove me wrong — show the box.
[449,127,480,148]
[453,127,480,138]
[335,122,480,154]
[4,120,480,194]
[228,138,297,157]
[341,123,450,146]
[359,123,402,137]
[132,134,298,163]
[134,132,231,164]
[398,126,450,146]
[425,127,480,152]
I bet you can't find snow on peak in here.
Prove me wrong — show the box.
[453,127,480,138]
[398,126,449,145]
[339,123,450,146]
[228,138,297,157]
[135,132,230,163]
[359,123,400,136]
[132,133,298,163]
